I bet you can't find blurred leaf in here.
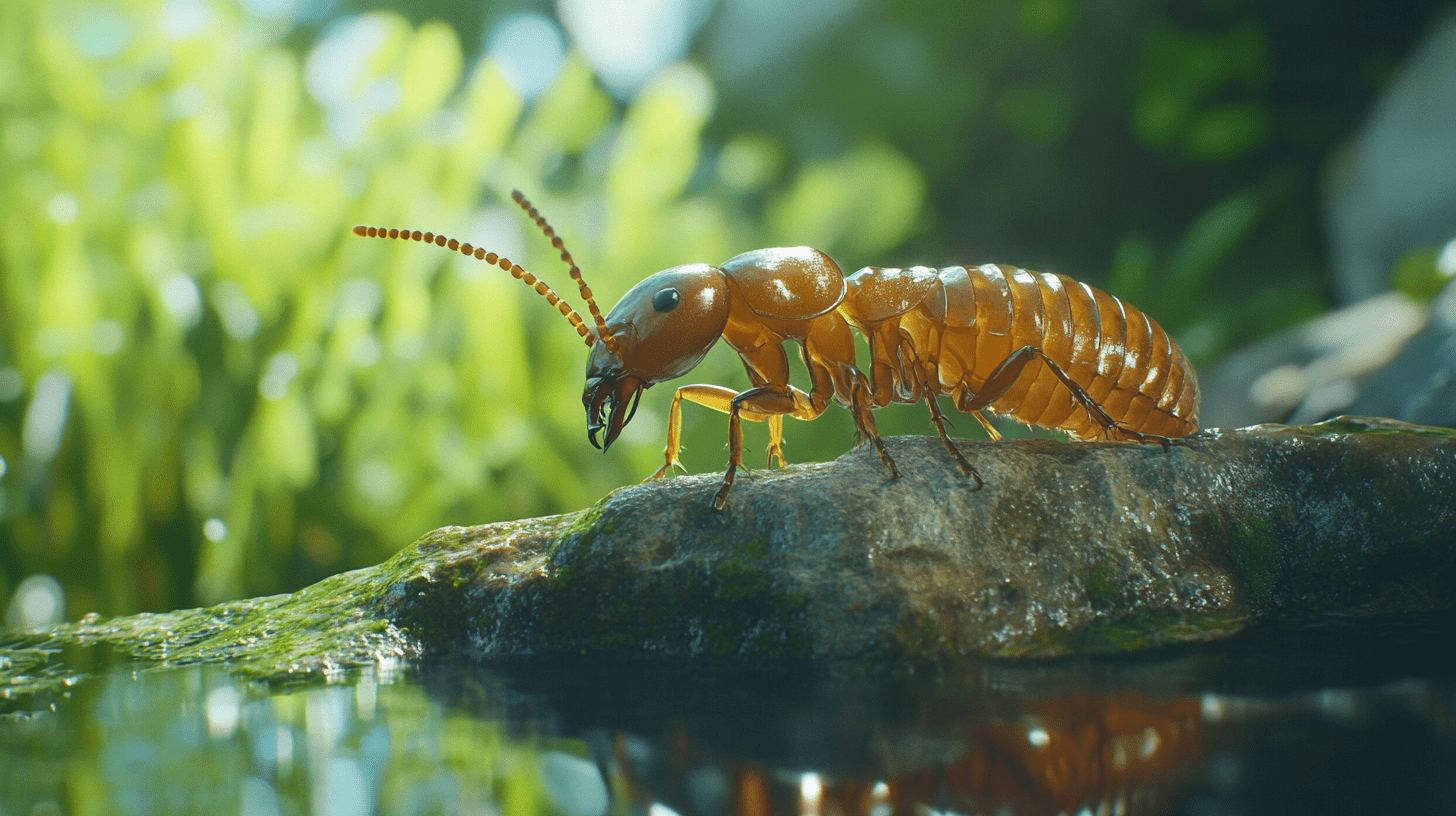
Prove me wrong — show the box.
[523,54,613,156]
[767,141,925,261]
[1165,189,1261,300]
[997,84,1077,147]
[1019,0,1074,40]
[1183,102,1269,162]
[399,21,463,119]
[716,134,784,192]
[1390,246,1445,302]
[605,63,714,275]
[1132,21,1270,160]
[1107,234,1155,301]
[254,393,319,492]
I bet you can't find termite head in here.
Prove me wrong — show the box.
[351,192,735,452]
[584,264,730,450]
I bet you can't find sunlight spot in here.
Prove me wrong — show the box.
[485,13,566,100]
[275,726,295,777]
[541,751,610,816]
[72,4,132,60]
[1300,378,1358,418]
[338,278,383,320]
[315,757,370,816]
[1248,364,1305,411]
[22,370,70,463]
[240,776,283,816]
[355,460,401,505]
[354,674,377,720]
[46,193,80,224]
[91,320,124,355]
[161,273,203,328]
[206,685,243,738]
[168,83,206,119]
[1438,237,1456,279]
[306,15,388,106]
[215,281,261,340]
[204,518,227,542]
[1318,688,1361,722]
[799,772,823,814]
[1027,726,1050,747]
[260,352,300,401]
[161,0,211,39]
[349,335,382,367]
[558,0,712,98]
[455,207,526,282]
[306,687,351,748]
[5,574,65,629]
[1201,693,1226,721]
[240,0,307,20]
[359,78,400,115]
[1140,726,1161,758]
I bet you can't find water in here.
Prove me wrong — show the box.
[2,613,1453,815]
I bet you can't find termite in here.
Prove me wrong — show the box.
[353,192,1199,511]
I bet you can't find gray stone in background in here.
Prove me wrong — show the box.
[1347,279,1456,429]
[1325,6,1456,305]
[1201,8,1456,432]
[377,417,1456,659]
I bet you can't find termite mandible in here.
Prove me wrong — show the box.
[353,191,1200,511]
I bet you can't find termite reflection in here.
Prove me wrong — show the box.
[608,692,1202,816]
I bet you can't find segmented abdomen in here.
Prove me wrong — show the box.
[949,263,1197,438]
[883,263,1199,440]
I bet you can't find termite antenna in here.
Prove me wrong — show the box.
[509,190,622,356]
[349,224,599,348]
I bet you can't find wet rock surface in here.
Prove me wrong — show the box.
[374,416,1456,659]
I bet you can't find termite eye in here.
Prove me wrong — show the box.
[652,288,681,313]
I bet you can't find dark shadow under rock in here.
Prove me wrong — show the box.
[373,416,1456,659]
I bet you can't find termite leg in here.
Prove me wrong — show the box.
[915,370,982,488]
[972,411,1002,441]
[648,384,781,482]
[712,404,747,511]
[850,376,899,480]
[711,386,798,510]
[953,386,1003,441]
[766,415,787,467]
[648,387,691,481]
[962,346,1174,450]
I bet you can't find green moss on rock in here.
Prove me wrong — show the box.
[1301,416,1456,438]
[1085,561,1122,610]
[1225,513,1282,609]
[1007,608,1250,656]
[530,533,813,658]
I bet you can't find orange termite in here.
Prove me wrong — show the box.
[353,192,1199,510]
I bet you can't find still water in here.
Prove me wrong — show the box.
[2,613,1453,816]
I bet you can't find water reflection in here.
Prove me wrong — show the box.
[0,614,1453,815]
[577,692,1203,815]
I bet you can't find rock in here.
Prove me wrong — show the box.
[373,417,1456,659]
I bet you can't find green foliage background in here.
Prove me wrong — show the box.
[0,0,1444,617]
